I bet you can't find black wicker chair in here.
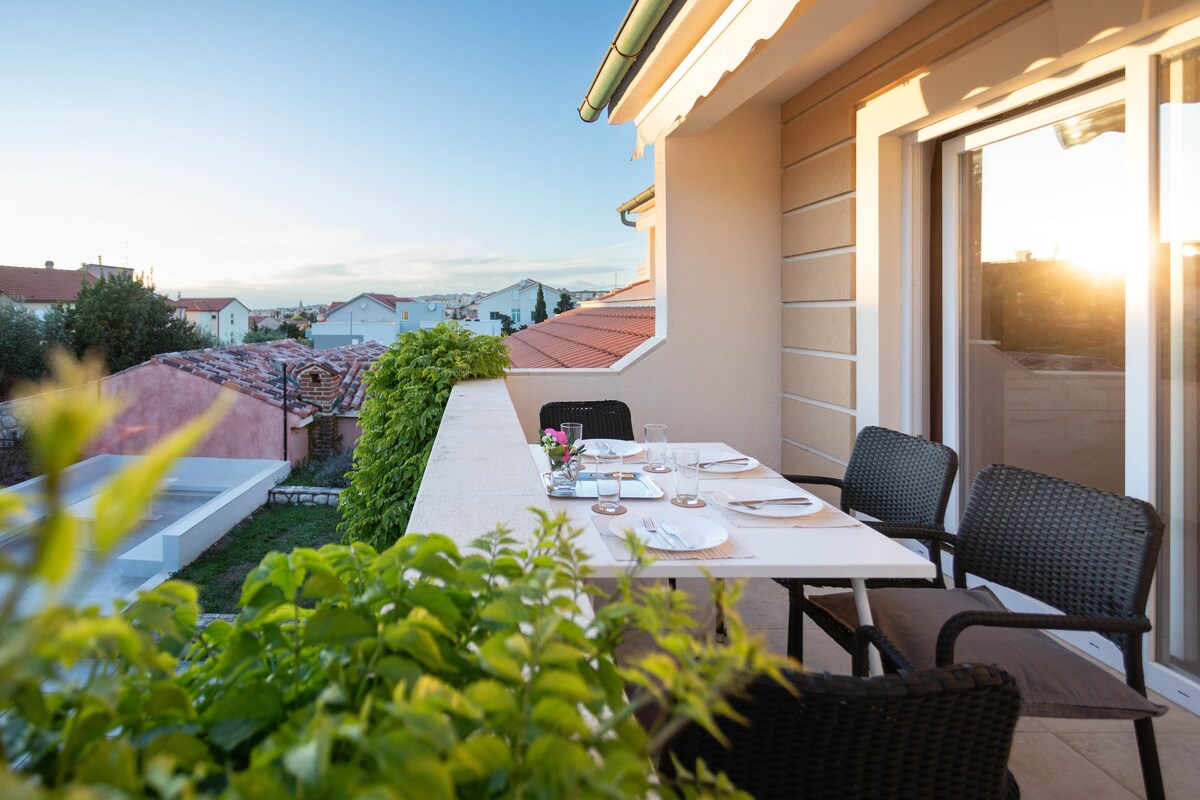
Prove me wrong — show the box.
[538,400,634,441]
[779,425,957,659]
[661,627,1021,800]
[805,465,1167,800]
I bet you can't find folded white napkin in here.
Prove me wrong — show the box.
[704,494,861,528]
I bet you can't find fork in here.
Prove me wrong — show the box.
[698,457,750,468]
[599,440,616,456]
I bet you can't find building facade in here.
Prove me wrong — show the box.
[473,279,571,326]
[174,298,250,345]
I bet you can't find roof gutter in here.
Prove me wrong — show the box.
[617,185,656,227]
[578,0,672,123]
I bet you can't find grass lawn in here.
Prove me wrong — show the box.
[173,503,342,614]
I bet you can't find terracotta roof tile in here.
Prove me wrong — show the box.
[0,265,96,303]
[505,306,655,368]
[135,339,387,417]
[596,279,651,302]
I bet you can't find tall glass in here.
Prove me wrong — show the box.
[643,423,670,473]
[561,422,582,448]
[670,447,705,508]
[591,453,625,515]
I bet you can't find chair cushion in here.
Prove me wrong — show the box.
[808,587,1164,720]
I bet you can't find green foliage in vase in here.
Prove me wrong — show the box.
[338,323,509,549]
[0,357,792,798]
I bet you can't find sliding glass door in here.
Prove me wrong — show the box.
[1157,42,1200,681]
[944,84,1129,495]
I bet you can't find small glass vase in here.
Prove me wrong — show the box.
[550,456,580,496]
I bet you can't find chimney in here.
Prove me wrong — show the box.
[295,362,341,413]
[44,261,53,270]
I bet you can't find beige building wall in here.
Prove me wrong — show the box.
[506,105,782,466]
[777,0,1047,476]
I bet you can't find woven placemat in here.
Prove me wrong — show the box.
[704,495,862,528]
[593,515,752,561]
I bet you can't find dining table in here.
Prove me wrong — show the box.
[528,441,936,675]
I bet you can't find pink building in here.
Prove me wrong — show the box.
[91,340,385,463]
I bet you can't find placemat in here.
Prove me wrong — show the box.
[704,495,862,528]
[593,515,753,561]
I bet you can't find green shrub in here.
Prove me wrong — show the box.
[339,323,509,549]
[1,358,790,798]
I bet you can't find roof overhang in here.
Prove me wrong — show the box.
[608,0,936,157]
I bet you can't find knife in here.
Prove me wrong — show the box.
[728,497,812,506]
[659,522,695,549]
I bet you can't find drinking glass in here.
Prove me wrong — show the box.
[670,447,705,508]
[643,423,670,473]
[591,453,625,515]
[561,422,582,448]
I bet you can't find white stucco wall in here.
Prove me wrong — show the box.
[505,105,783,468]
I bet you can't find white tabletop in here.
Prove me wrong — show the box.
[528,443,936,582]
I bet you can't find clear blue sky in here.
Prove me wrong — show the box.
[0,1,653,308]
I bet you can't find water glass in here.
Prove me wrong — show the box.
[643,423,669,473]
[591,453,625,515]
[670,447,705,508]
[561,422,582,447]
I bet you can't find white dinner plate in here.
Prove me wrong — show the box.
[629,513,728,552]
[697,450,761,474]
[583,438,643,458]
[709,486,823,518]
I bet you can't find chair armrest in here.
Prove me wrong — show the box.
[864,521,955,546]
[935,611,1152,666]
[782,474,844,490]
[851,625,915,677]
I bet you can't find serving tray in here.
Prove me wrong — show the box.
[541,470,666,499]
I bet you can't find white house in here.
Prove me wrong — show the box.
[173,298,250,345]
[473,279,571,326]
[310,292,447,349]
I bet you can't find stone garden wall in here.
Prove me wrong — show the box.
[268,485,341,506]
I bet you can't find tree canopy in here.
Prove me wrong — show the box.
[0,298,45,398]
[67,273,206,372]
[553,292,576,315]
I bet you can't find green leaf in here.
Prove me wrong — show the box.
[304,607,376,645]
[530,697,589,737]
[533,669,599,703]
[73,737,139,793]
[204,683,283,751]
[464,680,519,717]
[449,735,511,780]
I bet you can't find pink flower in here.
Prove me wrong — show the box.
[552,430,568,445]
[561,452,570,463]
[544,428,556,438]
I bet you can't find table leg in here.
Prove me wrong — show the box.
[851,579,882,676]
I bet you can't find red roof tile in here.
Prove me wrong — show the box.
[505,306,655,368]
[0,265,96,303]
[174,297,239,312]
[133,339,387,417]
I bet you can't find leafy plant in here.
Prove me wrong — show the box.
[339,323,509,549]
[0,355,793,798]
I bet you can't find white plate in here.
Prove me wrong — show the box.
[630,514,728,552]
[697,450,761,474]
[584,438,643,458]
[709,486,823,518]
